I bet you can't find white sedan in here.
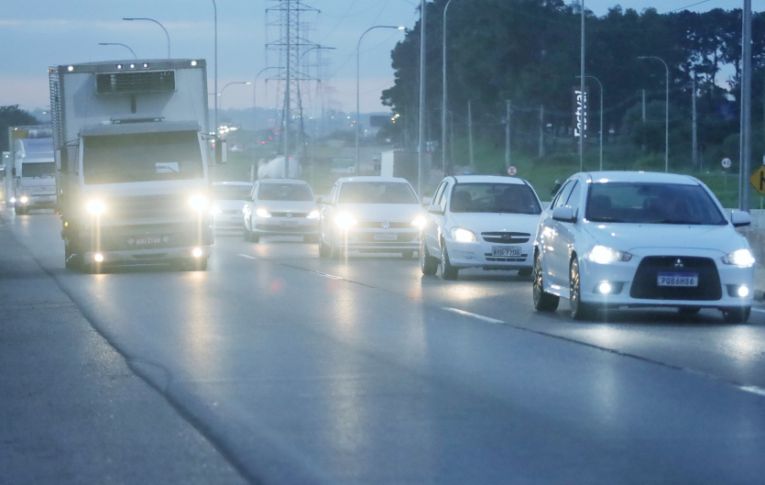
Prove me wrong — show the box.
[242,179,320,243]
[318,176,423,258]
[532,171,755,323]
[421,175,543,280]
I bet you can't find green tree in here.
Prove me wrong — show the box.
[0,105,38,152]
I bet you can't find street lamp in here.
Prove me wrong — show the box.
[355,25,405,175]
[417,0,426,197]
[441,0,459,176]
[97,42,137,59]
[219,81,252,111]
[637,55,669,172]
[123,17,171,58]
[576,74,603,171]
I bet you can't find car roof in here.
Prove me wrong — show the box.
[451,175,527,185]
[582,171,699,185]
[257,178,310,185]
[212,181,251,187]
[335,176,412,184]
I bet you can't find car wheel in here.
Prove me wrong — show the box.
[569,257,595,320]
[420,241,438,276]
[64,241,82,271]
[721,306,751,324]
[532,252,559,312]
[439,241,458,280]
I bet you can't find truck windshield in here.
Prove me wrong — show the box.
[21,162,55,178]
[83,131,203,184]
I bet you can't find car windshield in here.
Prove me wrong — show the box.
[21,162,55,178]
[585,182,727,225]
[83,131,203,184]
[338,182,418,204]
[213,184,251,201]
[450,183,541,214]
[258,183,313,201]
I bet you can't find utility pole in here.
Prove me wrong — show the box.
[468,100,474,168]
[740,0,752,210]
[641,89,646,122]
[578,0,585,171]
[691,74,698,170]
[417,0,427,196]
[538,104,545,158]
[505,100,512,169]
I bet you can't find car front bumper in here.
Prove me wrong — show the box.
[444,239,533,269]
[253,216,319,236]
[327,228,420,252]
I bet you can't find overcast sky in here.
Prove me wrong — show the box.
[0,0,755,114]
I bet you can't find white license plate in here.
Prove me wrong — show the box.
[492,246,523,257]
[373,233,398,241]
[657,273,699,287]
[129,235,166,246]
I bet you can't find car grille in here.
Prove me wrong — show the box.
[357,221,412,229]
[271,211,308,218]
[629,256,721,301]
[481,232,530,244]
[352,232,418,243]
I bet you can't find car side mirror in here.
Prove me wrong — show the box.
[730,209,752,227]
[315,196,324,204]
[552,206,576,223]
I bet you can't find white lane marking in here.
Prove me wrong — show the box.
[751,308,765,314]
[739,385,765,397]
[316,272,343,280]
[238,253,257,260]
[442,307,504,325]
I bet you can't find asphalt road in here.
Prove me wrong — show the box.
[4,210,765,484]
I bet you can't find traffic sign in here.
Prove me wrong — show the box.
[721,157,732,169]
[750,165,765,195]
[507,165,517,176]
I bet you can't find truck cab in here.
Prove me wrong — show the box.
[9,127,57,215]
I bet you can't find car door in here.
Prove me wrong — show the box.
[549,179,583,292]
[424,180,448,255]
[244,182,259,231]
[320,182,339,240]
[540,179,575,289]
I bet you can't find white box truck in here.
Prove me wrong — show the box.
[49,59,213,271]
[8,125,57,214]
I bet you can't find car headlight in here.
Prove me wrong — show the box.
[307,209,320,220]
[450,227,477,243]
[255,207,272,218]
[85,198,106,216]
[334,212,357,229]
[411,214,427,230]
[188,194,210,213]
[587,245,632,264]
[19,195,30,204]
[723,248,755,268]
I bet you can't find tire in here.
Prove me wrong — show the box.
[722,306,750,324]
[518,267,532,278]
[420,241,438,276]
[569,257,596,320]
[319,238,330,259]
[532,252,559,312]
[64,243,82,271]
[14,205,27,215]
[439,241,459,280]
[402,250,416,259]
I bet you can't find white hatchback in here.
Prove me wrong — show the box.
[532,171,755,322]
[421,175,543,279]
[242,179,320,243]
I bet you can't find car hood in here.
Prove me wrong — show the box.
[448,212,540,234]
[336,203,422,222]
[255,200,317,213]
[581,221,749,253]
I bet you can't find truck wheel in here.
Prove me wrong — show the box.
[64,242,82,270]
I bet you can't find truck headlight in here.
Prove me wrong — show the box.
[188,194,210,213]
[587,245,632,264]
[255,207,272,218]
[85,198,106,216]
[722,248,755,268]
[450,227,476,243]
[19,195,29,205]
[307,209,320,220]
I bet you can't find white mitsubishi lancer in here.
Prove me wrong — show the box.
[532,171,755,323]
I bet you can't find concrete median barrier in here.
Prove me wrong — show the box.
[739,209,765,301]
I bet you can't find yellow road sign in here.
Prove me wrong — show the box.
[751,166,765,195]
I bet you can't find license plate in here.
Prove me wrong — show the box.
[128,235,167,246]
[492,246,523,257]
[657,272,699,287]
[373,233,398,241]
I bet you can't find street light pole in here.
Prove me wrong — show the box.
[579,0,585,171]
[442,0,456,176]
[219,81,252,110]
[638,55,669,172]
[418,0,427,197]
[739,0,752,211]
[97,42,137,59]
[355,25,404,175]
[576,74,603,170]
[212,0,218,163]
[122,17,171,58]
